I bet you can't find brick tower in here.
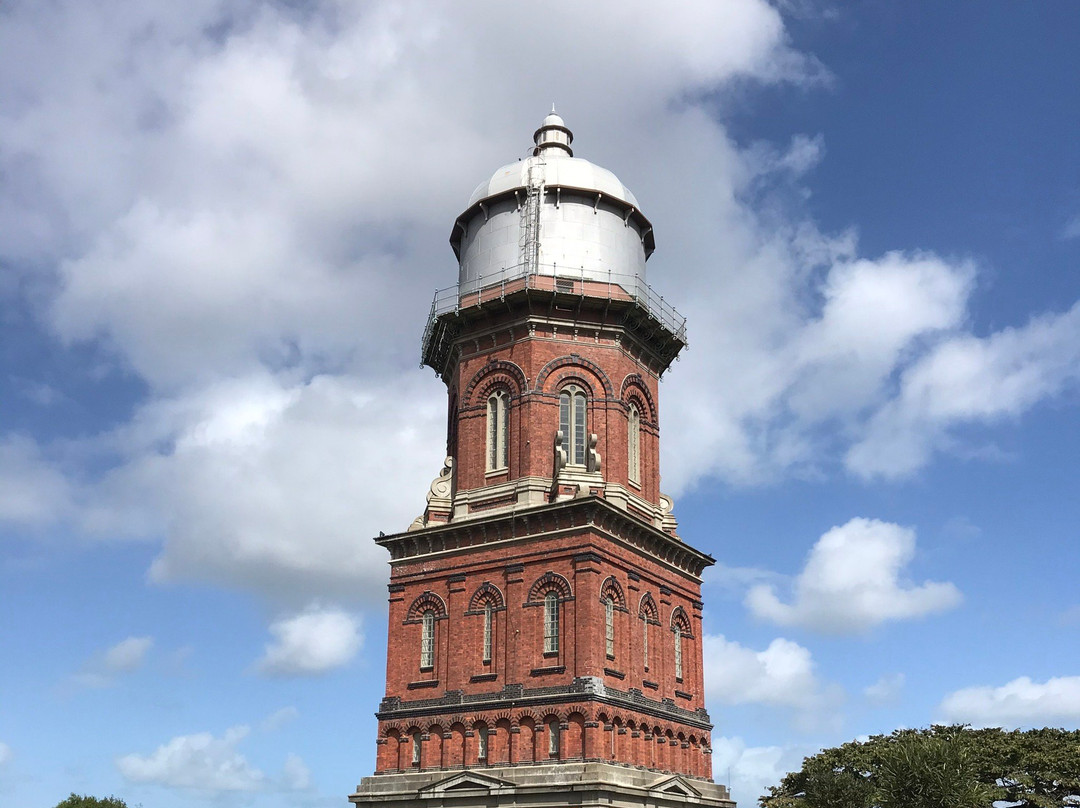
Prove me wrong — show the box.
[351,113,734,808]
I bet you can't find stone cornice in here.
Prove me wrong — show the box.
[377,678,713,731]
[376,497,715,580]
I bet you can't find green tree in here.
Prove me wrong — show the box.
[54,794,130,808]
[760,725,1080,808]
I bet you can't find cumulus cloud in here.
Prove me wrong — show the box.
[746,518,961,634]
[117,725,264,792]
[282,753,311,791]
[260,706,300,733]
[864,673,905,705]
[703,633,828,711]
[72,636,154,688]
[939,675,1080,726]
[2,0,1079,606]
[256,606,361,676]
[846,301,1080,478]
[0,435,76,527]
[711,737,810,807]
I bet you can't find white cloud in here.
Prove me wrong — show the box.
[72,635,154,688]
[1061,214,1080,240]
[711,737,810,807]
[282,753,311,791]
[939,675,1080,726]
[746,518,961,634]
[0,435,75,528]
[256,606,361,676]
[117,725,264,792]
[260,706,300,733]
[864,673,905,705]
[846,301,1080,479]
[94,372,445,604]
[0,741,10,766]
[1,0,1079,609]
[703,633,827,712]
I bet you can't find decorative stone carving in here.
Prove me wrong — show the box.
[553,430,567,476]
[659,492,679,537]
[587,433,601,473]
[409,457,455,530]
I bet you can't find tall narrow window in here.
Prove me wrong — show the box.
[412,731,421,765]
[605,597,615,658]
[643,619,649,670]
[674,625,683,680]
[477,725,488,760]
[544,592,559,653]
[483,603,493,663]
[486,390,509,471]
[548,720,560,756]
[627,403,640,485]
[559,386,587,466]
[420,611,435,669]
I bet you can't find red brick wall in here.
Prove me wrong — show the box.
[377,526,711,777]
[449,323,663,505]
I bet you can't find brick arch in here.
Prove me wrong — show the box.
[599,575,627,609]
[462,359,527,407]
[468,582,505,611]
[534,354,615,397]
[670,605,693,637]
[620,373,657,422]
[527,571,573,603]
[405,591,447,622]
[638,592,659,622]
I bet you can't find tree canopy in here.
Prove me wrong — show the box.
[760,725,1080,808]
[54,794,130,808]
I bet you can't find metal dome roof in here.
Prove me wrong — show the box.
[467,154,641,209]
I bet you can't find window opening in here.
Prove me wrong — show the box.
[559,386,587,466]
[544,592,559,654]
[674,625,683,680]
[483,603,493,663]
[628,403,641,484]
[548,721,560,756]
[477,725,488,760]
[420,611,435,669]
[412,731,421,765]
[486,390,509,471]
[605,597,615,657]
[643,619,649,670]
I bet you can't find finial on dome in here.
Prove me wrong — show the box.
[533,108,573,157]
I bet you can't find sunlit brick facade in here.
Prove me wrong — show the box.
[352,112,733,808]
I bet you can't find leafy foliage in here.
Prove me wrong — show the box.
[760,725,1080,808]
[54,794,130,808]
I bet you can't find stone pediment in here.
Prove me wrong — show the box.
[418,771,518,796]
[648,775,702,798]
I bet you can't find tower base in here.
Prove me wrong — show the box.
[351,762,734,808]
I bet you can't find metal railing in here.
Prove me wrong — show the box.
[422,263,687,362]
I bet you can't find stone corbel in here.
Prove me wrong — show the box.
[409,457,454,530]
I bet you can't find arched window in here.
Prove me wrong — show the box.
[559,385,587,466]
[628,402,641,485]
[420,611,435,669]
[605,596,615,658]
[477,724,489,760]
[411,730,421,765]
[674,625,683,680]
[483,603,493,663]
[548,719,560,757]
[486,389,509,471]
[643,618,649,670]
[544,592,559,653]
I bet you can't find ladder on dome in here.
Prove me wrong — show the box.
[520,154,544,283]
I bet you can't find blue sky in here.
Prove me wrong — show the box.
[1,1,1079,806]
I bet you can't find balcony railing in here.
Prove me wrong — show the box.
[421,262,687,366]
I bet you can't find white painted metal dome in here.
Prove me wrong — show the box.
[451,111,654,292]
